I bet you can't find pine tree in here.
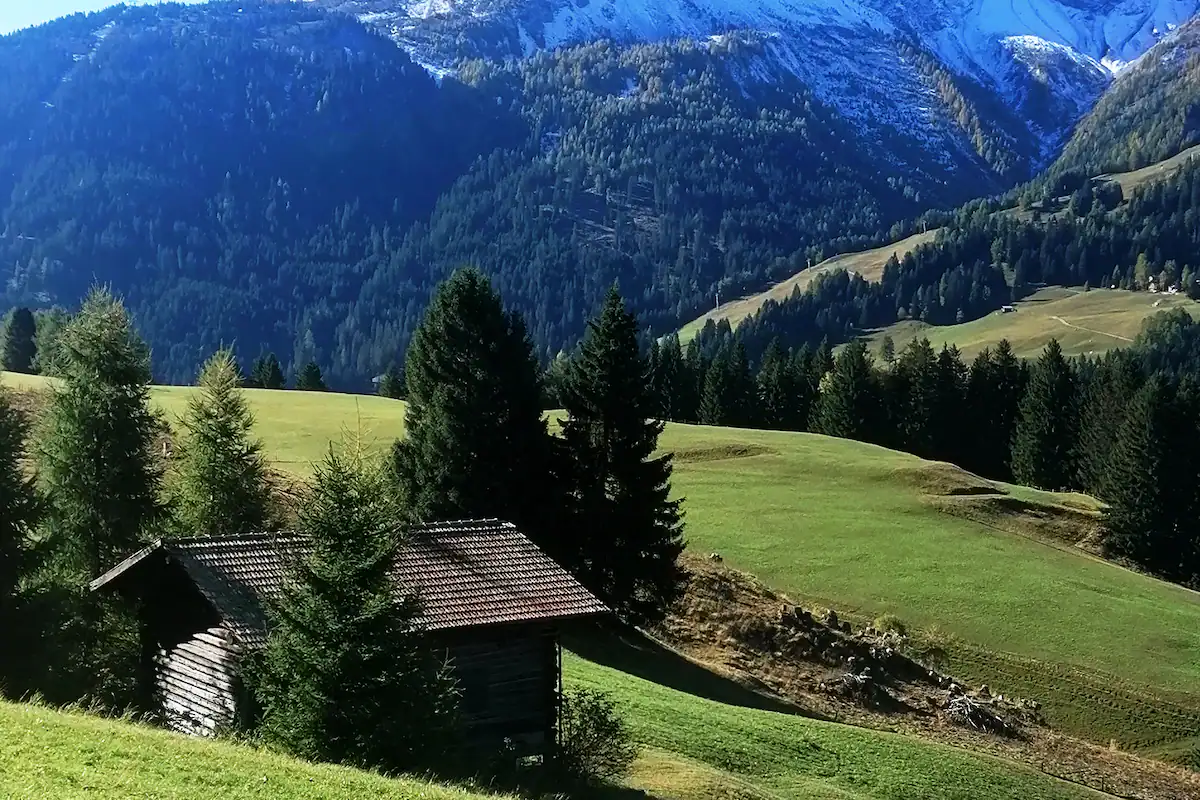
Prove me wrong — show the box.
[811,340,880,443]
[393,269,560,553]
[893,338,939,458]
[255,444,459,773]
[1101,377,1198,580]
[1075,353,1143,499]
[378,363,405,400]
[251,353,286,389]
[295,361,327,391]
[698,346,732,426]
[756,338,794,431]
[1011,339,1078,491]
[560,288,685,623]
[36,288,164,577]
[172,349,273,537]
[649,334,689,421]
[790,344,816,431]
[0,387,39,687]
[31,288,161,708]
[1,308,37,374]
[932,345,967,464]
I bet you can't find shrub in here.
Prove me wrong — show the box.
[873,613,908,637]
[557,688,638,786]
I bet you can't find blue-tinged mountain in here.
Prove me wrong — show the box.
[0,2,512,381]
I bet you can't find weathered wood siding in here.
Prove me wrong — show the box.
[441,625,558,752]
[155,626,241,736]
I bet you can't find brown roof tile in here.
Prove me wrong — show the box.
[93,520,608,647]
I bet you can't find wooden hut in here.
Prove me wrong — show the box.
[90,519,609,754]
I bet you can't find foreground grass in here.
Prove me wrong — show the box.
[862,286,1198,359]
[564,654,1099,800]
[0,701,503,800]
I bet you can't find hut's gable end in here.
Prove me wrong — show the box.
[156,626,242,736]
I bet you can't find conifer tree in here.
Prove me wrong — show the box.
[377,363,405,400]
[1101,377,1199,580]
[893,338,939,458]
[255,444,458,773]
[790,344,816,431]
[756,338,795,431]
[1075,353,1143,499]
[932,345,967,464]
[649,334,690,421]
[36,288,164,577]
[560,288,685,622]
[698,347,732,427]
[295,361,327,391]
[1011,339,1078,491]
[1,308,36,374]
[0,387,39,687]
[393,268,559,552]
[172,349,273,537]
[251,353,286,389]
[810,340,880,443]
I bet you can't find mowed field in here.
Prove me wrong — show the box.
[677,229,941,342]
[6,370,1200,763]
[862,286,1199,359]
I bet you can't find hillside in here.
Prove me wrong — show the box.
[9,370,1200,766]
[678,228,941,342]
[0,658,1126,800]
[863,286,1200,359]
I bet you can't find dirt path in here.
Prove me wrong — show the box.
[1050,316,1134,343]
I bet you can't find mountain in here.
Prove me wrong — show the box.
[1,0,1199,387]
[305,0,1200,184]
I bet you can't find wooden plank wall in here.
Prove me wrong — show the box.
[155,626,241,736]
[447,627,557,750]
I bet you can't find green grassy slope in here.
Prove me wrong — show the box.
[563,654,1101,800]
[6,370,1200,757]
[664,423,1200,754]
[862,287,1199,359]
[0,701,502,800]
[677,229,940,342]
[0,669,1103,800]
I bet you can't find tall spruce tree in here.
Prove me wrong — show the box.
[932,345,967,464]
[0,387,39,689]
[255,444,458,772]
[393,268,560,554]
[893,338,939,458]
[36,288,164,577]
[756,338,796,431]
[1,308,37,374]
[1101,376,1199,580]
[172,349,273,537]
[560,288,685,623]
[1075,353,1144,499]
[251,353,286,389]
[1011,339,1078,491]
[810,340,880,443]
[295,361,327,391]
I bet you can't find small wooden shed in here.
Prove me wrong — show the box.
[90,519,608,754]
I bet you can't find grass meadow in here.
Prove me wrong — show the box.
[862,286,1198,360]
[5,369,1200,761]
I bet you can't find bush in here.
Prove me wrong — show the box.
[557,688,638,786]
[873,613,908,637]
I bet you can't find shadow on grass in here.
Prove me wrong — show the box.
[563,621,827,721]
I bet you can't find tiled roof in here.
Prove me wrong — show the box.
[92,520,608,647]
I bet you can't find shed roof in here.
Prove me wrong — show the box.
[92,519,608,647]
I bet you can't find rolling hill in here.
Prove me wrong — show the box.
[8,370,1199,767]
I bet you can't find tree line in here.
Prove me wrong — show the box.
[0,271,681,787]
[642,312,1200,585]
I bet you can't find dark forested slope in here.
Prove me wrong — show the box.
[0,2,513,383]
